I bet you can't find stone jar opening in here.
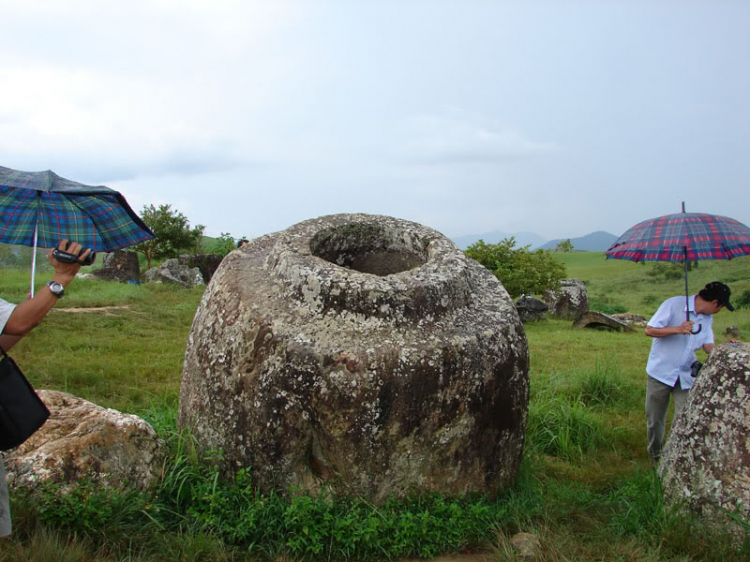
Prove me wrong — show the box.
[309,223,429,276]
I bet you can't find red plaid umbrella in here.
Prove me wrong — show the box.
[606,203,750,333]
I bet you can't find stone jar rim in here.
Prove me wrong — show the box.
[264,214,474,321]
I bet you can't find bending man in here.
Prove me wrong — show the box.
[644,281,734,463]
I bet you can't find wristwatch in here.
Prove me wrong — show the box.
[47,281,65,298]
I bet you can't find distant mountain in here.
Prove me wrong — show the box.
[538,231,619,252]
[451,230,548,250]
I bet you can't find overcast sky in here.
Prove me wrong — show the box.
[1,0,748,242]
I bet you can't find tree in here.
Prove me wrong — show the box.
[203,232,245,257]
[464,237,566,299]
[132,204,205,269]
[555,239,574,253]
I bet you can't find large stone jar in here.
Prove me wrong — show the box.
[178,214,529,503]
[659,342,750,544]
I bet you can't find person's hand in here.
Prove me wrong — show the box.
[47,239,89,285]
[678,321,694,334]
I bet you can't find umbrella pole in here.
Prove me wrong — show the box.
[683,246,702,334]
[30,222,38,298]
[683,247,690,323]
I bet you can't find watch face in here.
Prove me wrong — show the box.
[48,282,64,296]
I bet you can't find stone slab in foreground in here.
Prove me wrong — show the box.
[2,390,165,491]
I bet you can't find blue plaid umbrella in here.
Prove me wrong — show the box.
[0,166,154,294]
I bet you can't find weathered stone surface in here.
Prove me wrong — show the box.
[179,254,223,283]
[510,532,541,561]
[1,390,165,491]
[543,278,588,320]
[724,325,740,339]
[179,214,529,503]
[514,296,548,322]
[144,258,205,287]
[90,250,140,282]
[573,310,633,332]
[659,342,750,544]
[611,312,648,328]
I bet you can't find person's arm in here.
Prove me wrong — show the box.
[702,342,715,354]
[1,240,88,337]
[645,321,694,338]
[0,334,22,352]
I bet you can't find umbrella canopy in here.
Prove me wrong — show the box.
[606,204,750,334]
[605,211,750,263]
[0,166,154,251]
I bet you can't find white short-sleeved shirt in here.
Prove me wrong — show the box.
[646,295,714,390]
[0,297,16,336]
[0,297,16,535]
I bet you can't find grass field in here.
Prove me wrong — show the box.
[1,253,749,561]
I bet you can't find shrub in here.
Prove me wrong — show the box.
[735,289,750,310]
[465,238,566,299]
[202,232,239,257]
[132,204,205,269]
[642,294,659,306]
[589,298,627,315]
[645,261,697,281]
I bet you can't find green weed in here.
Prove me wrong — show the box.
[588,298,627,315]
[577,357,628,407]
[527,394,608,461]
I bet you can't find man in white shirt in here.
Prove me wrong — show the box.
[1,240,90,538]
[644,281,734,462]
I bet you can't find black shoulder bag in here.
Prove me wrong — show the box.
[0,346,50,450]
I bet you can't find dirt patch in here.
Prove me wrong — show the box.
[52,306,131,317]
[401,553,493,562]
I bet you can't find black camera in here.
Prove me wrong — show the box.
[52,241,97,266]
[690,360,703,378]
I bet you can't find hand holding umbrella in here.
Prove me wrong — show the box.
[0,166,154,295]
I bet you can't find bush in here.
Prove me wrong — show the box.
[465,238,566,299]
[202,232,239,257]
[645,261,697,281]
[735,289,750,310]
[589,299,627,315]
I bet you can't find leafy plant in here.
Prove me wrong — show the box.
[735,289,750,310]
[202,232,239,257]
[465,237,566,299]
[645,261,698,281]
[132,204,205,269]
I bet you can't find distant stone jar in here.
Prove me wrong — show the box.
[543,278,589,320]
[178,214,529,503]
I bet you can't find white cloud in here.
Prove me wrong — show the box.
[0,65,244,181]
[398,109,558,165]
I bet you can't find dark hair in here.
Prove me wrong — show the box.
[699,281,731,305]
[236,239,249,248]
